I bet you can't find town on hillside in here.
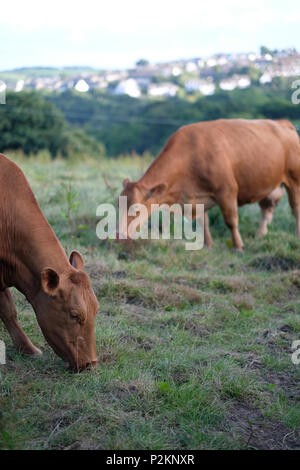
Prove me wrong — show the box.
[1,47,300,99]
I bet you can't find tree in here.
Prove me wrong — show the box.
[135,59,149,67]
[0,91,68,156]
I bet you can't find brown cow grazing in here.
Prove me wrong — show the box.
[0,153,98,370]
[120,119,300,251]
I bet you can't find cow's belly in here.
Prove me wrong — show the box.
[237,185,280,206]
[189,195,216,211]
[230,145,285,205]
[235,166,284,206]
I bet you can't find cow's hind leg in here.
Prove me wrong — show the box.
[257,204,275,237]
[0,288,42,355]
[204,211,213,248]
[257,187,283,237]
[217,192,244,251]
[285,183,300,236]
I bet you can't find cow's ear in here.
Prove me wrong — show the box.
[69,250,84,270]
[123,178,130,188]
[41,268,60,296]
[146,183,167,200]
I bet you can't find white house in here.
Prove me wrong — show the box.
[264,53,273,61]
[114,79,141,98]
[219,79,236,91]
[148,82,179,97]
[248,53,257,62]
[15,79,24,92]
[237,76,251,88]
[220,75,251,91]
[216,56,228,66]
[184,79,216,95]
[185,61,198,73]
[259,73,272,84]
[206,58,217,67]
[171,66,182,76]
[74,79,89,92]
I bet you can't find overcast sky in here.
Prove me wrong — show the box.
[1,0,299,70]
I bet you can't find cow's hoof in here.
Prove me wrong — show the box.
[256,231,267,238]
[204,244,213,250]
[23,346,43,357]
[32,348,43,357]
[232,247,244,253]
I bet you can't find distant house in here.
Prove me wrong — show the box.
[159,65,173,77]
[15,79,24,92]
[185,61,198,73]
[105,71,128,83]
[264,53,273,62]
[27,76,60,91]
[74,79,89,92]
[171,66,183,76]
[216,55,228,66]
[130,66,157,83]
[206,58,217,67]
[89,75,108,89]
[114,79,141,98]
[184,78,215,95]
[270,61,300,78]
[248,53,257,62]
[236,76,251,88]
[259,73,272,84]
[219,79,236,91]
[148,82,179,97]
[52,80,64,90]
[219,75,251,91]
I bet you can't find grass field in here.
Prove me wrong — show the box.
[1,152,300,450]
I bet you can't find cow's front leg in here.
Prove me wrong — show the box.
[0,288,42,356]
[218,195,244,251]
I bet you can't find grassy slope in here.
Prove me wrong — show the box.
[0,153,300,450]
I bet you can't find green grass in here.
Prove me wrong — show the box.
[0,152,300,450]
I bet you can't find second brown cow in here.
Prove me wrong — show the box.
[120,119,300,250]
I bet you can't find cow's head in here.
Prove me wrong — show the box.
[119,178,168,238]
[34,251,98,371]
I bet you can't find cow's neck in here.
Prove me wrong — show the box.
[139,148,177,188]
[7,202,69,303]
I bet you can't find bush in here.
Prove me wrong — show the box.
[64,128,106,159]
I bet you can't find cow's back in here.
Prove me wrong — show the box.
[175,119,300,205]
[0,153,42,264]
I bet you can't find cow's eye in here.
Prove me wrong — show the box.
[70,312,84,324]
